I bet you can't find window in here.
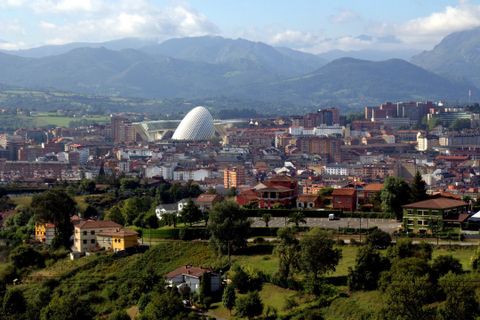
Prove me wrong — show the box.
[83,240,87,244]
[91,239,95,244]
[91,230,95,235]
[83,231,87,236]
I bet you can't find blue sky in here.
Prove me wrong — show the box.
[1,0,479,52]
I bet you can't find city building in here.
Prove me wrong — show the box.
[224,166,245,189]
[403,198,469,234]
[73,220,122,253]
[332,188,357,212]
[34,223,55,245]
[172,106,215,141]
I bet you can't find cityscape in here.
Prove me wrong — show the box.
[1,1,480,320]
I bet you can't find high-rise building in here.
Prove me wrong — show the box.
[224,166,246,189]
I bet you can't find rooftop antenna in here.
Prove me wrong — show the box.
[468,89,472,104]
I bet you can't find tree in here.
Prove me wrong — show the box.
[31,189,76,248]
[438,273,478,320]
[274,227,300,283]
[180,199,202,226]
[348,245,389,291]
[235,291,263,320]
[208,201,251,260]
[121,197,151,225]
[40,294,94,320]
[380,273,434,320]
[381,177,411,220]
[366,228,392,249]
[431,255,463,280]
[288,211,306,227]
[260,213,271,227]
[9,245,44,269]
[222,284,236,315]
[140,291,187,320]
[104,206,125,225]
[82,205,98,219]
[410,171,428,203]
[387,239,432,261]
[299,228,341,295]
[471,247,480,271]
[2,288,26,318]
[450,118,471,131]
[79,179,96,194]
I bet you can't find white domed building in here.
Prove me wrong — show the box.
[172,106,215,141]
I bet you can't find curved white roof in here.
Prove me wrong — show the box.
[172,106,215,141]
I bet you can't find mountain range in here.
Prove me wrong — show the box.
[0,32,479,107]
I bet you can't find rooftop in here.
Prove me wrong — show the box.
[75,220,122,230]
[166,265,212,279]
[403,198,467,210]
[332,188,356,196]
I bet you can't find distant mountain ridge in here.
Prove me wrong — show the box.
[411,27,480,88]
[0,35,476,106]
[231,57,475,106]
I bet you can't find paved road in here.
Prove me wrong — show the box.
[250,217,401,234]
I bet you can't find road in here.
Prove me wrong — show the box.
[250,217,401,234]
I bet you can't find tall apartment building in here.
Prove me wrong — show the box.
[224,166,246,189]
[111,115,137,144]
[298,136,342,163]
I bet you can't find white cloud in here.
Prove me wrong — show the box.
[364,1,480,49]
[270,30,317,47]
[31,2,219,44]
[330,9,359,24]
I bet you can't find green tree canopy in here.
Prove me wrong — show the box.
[299,228,341,294]
[274,227,300,283]
[410,171,428,203]
[381,176,411,220]
[208,201,251,259]
[180,199,202,226]
[31,189,76,248]
[348,245,389,291]
[235,291,263,320]
[222,284,236,315]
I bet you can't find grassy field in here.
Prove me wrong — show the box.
[209,283,299,319]
[11,195,89,211]
[323,290,384,320]
[31,112,109,127]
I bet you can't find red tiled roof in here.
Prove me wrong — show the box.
[76,220,122,229]
[364,183,384,192]
[166,265,211,279]
[196,194,221,203]
[332,188,356,196]
[403,197,467,209]
[298,194,319,201]
[97,229,138,237]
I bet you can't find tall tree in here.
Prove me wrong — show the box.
[348,245,389,291]
[208,201,251,260]
[381,177,411,220]
[438,273,479,320]
[31,189,76,248]
[380,273,434,320]
[410,171,428,202]
[299,228,341,295]
[274,227,300,283]
[235,291,263,320]
[180,199,202,226]
[222,284,236,315]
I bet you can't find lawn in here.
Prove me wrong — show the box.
[323,290,384,320]
[433,246,476,270]
[208,283,298,319]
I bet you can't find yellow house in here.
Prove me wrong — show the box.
[34,223,55,245]
[97,229,138,252]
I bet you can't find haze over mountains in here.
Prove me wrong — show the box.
[1,30,479,107]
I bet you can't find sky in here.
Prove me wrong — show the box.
[1,0,480,53]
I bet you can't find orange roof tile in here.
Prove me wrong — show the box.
[403,198,467,209]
